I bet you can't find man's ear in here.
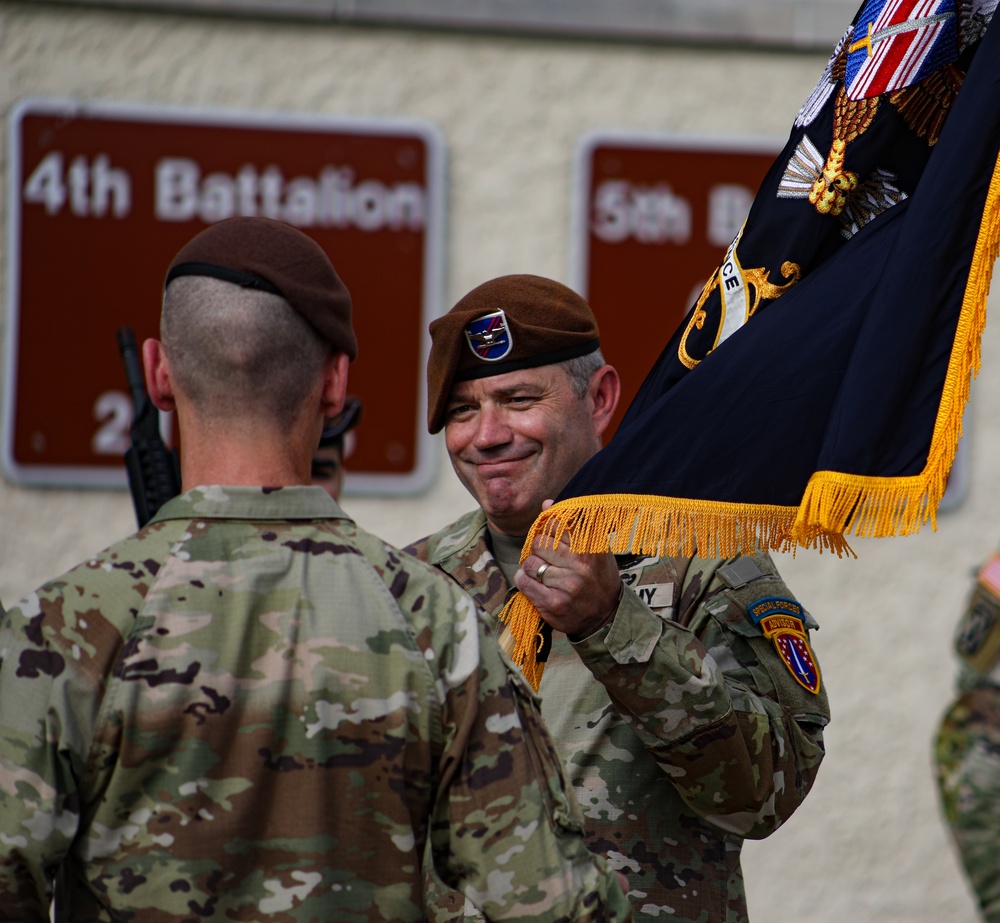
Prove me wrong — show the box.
[589,365,621,439]
[142,339,176,412]
[320,352,350,419]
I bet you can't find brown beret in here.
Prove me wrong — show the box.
[165,217,357,360]
[427,274,600,433]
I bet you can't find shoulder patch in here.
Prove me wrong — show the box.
[954,557,1000,672]
[748,595,821,694]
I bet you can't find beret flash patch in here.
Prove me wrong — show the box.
[465,310,513,362]
[748,596,821,694]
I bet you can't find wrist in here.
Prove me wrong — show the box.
[570,581,623,641]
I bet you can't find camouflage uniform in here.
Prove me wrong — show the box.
[0,487,631,923]
[935,556,1000,923]
[408,508,830,923]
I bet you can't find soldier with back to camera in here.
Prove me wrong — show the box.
[0,223,631,923]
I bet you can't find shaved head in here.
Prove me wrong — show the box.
[161,275,329,425]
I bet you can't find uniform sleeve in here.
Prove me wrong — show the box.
[568,553,829,840]
[0,548,153,921]
[0,590,92,920]
[936,686,1000,923]
[427,590,632,922]
[935,569,1000,923]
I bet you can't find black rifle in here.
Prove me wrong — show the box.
[117,326,181,527]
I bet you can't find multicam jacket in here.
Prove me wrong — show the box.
[935,555,1000,923]
[0,487,631,923]
[407,508,831,923]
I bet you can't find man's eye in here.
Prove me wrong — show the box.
[447,405,474,419]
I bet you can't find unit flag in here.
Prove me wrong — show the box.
[501,0,1000,689]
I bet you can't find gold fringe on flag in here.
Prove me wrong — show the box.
[793,148,1000,544]
[499,150,1000,691]
[498,495,853,690]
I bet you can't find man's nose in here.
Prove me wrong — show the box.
[473,404,512,449]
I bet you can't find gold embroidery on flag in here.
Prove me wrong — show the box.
[889,63,964,147]
[678,261,800,370]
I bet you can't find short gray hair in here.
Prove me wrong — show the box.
[559,348,607,398]
[161,275,329,424]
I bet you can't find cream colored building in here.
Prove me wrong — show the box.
[1,3,997,921]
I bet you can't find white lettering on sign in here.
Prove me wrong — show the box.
[591,180,691,245]
[155,158,426,231]
[91,391,132,456]
[23,152,132,219]
[707,183,755,248]
[91,390,174,456]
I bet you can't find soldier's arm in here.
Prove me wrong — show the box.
[566,554,828,840]
[0,541,158,919]
[936,687,1000,921]
[427,589,632,922]
[0,589,93,918]
[935,560,1000,920]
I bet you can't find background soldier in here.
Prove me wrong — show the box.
[0,223,631,922]
[936,549,1000,923]
[311,395,362,501]
[408,274,831,923]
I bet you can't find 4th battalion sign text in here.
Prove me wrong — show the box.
[23,152,428,230]
[6,102,442,492]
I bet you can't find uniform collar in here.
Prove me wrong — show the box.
[150,485,346,524]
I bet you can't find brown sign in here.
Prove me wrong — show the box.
[573,132,779,436]
[4,99,444,494]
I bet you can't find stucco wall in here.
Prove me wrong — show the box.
[1,4,996,921]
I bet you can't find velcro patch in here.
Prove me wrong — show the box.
[718,558,764,589]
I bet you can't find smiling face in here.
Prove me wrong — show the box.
[443,362,617,536]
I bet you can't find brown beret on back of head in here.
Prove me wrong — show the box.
[165,216,357,360]
[426,274,600,433]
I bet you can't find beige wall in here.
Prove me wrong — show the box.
[1,4,996,921]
